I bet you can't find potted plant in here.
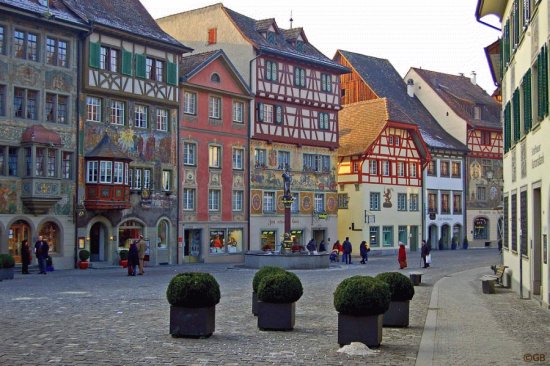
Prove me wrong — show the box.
[334,275,391,347]
[166,272,221,338]
[257,270,303,331]
[252,266,285,316]
[375,272,415,327]
[119,249,129,268]
[78,249,90,269]
[0,254,15,280]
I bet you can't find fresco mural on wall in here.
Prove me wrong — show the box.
[0,181,18,214]
[467,158,503,210]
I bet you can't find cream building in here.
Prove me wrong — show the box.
[476,0,550,305]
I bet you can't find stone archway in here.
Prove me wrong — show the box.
[428,224,438,250]
[8,219,31,264]
[441,224,451,250]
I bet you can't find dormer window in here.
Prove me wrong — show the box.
[474,105,481,119]
[296,40,304,52]
[267,31,275,44]
[211,73,220,83]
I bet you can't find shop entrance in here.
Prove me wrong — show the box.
[312,229,326,248]
[183,229,201,263]
[533,187,542,296]
[8,220,30,264]
[90,222,108,262]
[441,224,451,250]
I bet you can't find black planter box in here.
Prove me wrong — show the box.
[409,273,422,286]
[257,301,295,331]
[252,292,258,316]
[383,300,410,327]
[169,305,215,338]
[338,313,383,348]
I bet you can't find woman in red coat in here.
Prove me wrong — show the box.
[398,242,407,269]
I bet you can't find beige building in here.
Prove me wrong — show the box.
[476,0,550,305]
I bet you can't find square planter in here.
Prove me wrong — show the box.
[252,292,258,316]
[0,268,14,280]
[170,305,215,338]
[338,313,383,348]
[257,301,295,331]
[383,300,410,327]
[409,273,422,286]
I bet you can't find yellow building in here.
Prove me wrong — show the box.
[476,0,550,305]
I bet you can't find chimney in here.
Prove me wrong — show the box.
[470,71,477,85]
[407,79,414,98]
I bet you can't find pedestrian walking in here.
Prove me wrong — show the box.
[128,240,139,276]
[342,237,352,264]
[359,240,369,264]
[137,234,147,275]
[21,239,31,274]
[421,240,431,268]
[34,236,49,275]
[398,242,407,269]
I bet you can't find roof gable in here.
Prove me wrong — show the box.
[0,0,86,28]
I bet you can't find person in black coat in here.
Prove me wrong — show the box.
[127,241,139,276]
[342,237,352,264]
[34,236,49,275]
[359,241,369,264]
[421,240,431,268]
[21,239,31,274]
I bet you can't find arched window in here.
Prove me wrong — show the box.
[39,221,60,253]
[157,220,169,249]
[210,73,220,83]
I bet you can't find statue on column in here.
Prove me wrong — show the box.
[282,169,292,197]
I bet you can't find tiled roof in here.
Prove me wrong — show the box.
[180,50,220,76]
[411,67,501,130]
[223,6,349,73]
[255,18,276,32]
[0,0,86,27]
[281,28,305,42]
[337,50,468,152]
[62,0,190,50]
[21,125,62,145]
[338,99,388,157]
[86,133,132,161]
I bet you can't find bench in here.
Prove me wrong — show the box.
[481,265,508,294]
[409,272,423,286]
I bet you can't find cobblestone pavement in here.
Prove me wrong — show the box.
[0,248,542,365]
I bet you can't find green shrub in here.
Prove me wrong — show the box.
[119,250,129,260]
[0,254,15,268]
[78,249,90,262]
[334,276,391,316]
[375,272,415,302]
[166,272,221,308]
[257,271,303,303]
[252,266,285,292]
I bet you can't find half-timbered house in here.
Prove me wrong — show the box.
[0,0,88,269]
[179,50,252,263]
[405,67,503,246]
[63,0,191,266]
[158,4,349,251]
[338,99,431,253]
[335,50,468,252]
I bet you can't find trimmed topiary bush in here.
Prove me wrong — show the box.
[257,271,303,304]
[375,272,415,302]
[0,254,15,268]
[252,266,285,293]
[166,272,221,308]
[78,249,90,262]
[334,276,391,316]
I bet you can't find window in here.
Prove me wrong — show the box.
[100,46,118,72]
[441,192,450,214]
[209,96,221,119]
[232,148,244,169]
[0,85,6,116]
[25,148,32,176]
[352,161,359,173]
[382,161,390,176]
[295,40,304,52]
[397,162,405,177]
[99,161,113,183]
[263,191,275,213]
[45,94,68,124]
[477,186,486,201]
[210,73,220,83]
[294,67,306,87]
[183,92,197,114]
[453,192,462,214]
[183,188,195,210]
[208,189,220,211]
[143,169,151,189]
[0,26,4,55]
[409,193,419,211]
[134,168,142,190]
[255,148,267,167]
[369,160,378,175]
[427,160,436,176]
[428,191,438,213]
[233,101,244,123]
[266,60,278,81]
[291,192,299,213]
[267,31,275,44]
[110,100,125,125]
[113,162,124,184]
[410,163,417,178]
[370,192,380,211]
[156,108,168,131]
[208,28,217,45]
[451,161,461,178]
[382,226,394,247]
[440,161,450,177]
[86,161,98,183]
[157,220,169,249]
[209,145,221,168]
[14,30,39,61]
[46,37,68,67]
[86,96,102,122]
[319,112,329,130]
[46,149,56,177]
[481,131,491,145]
[369,226,380,247]
[162,170,171,191]
[303,154,330,172]
[397,193,407,211]
[314,193,325,213]
[277,151,290,170]
[338,193,349,209]
[134,105,148,128]
[62,152,72,179]
[232,190,243,211]
[146,57,164,82]
[8,147,17,176]
[258,103,279,123]
[398,226,408,245]
[321,73,332,92]
[14,88,38,120]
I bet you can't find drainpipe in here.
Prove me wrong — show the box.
[463,152,468,245]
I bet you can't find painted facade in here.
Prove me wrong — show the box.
[179,50,252,263]
[158,4,349,251]
[0,1,88,269]
[476,0,550,305]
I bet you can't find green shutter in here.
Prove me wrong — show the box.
[499,37,504,79]
[121,49,133,76]
[504,21,510,68]
[543,44,548,117]
[513,89,520,143]
[504,103,511,153]
[513,0,519,48]
[89,41,100,68]
[135,53,146,78]
[167,61,178,85]
[523,70,532,132]
[257,103,264,122]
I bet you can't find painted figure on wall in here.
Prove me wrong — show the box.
[383,188,393,208]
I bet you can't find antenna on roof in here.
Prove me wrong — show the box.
[289,10,293,29]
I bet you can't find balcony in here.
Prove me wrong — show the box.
[85,184,131,210]
[21,178,62,214]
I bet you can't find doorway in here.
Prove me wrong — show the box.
[183,229,201,263]
[312,229,326,247]
[8,220,31,264]
[410,226,418,252]
[533,187,542,296]
[90,222,108,262]
[441,224,451,250]
[428,224,438,250]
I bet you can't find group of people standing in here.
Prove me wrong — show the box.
[20,236,50,275]
[127,235,147,276]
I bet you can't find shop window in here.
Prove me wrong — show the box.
[227,229,243,253]
[261,230,276,251]
[39,221,59,253]
[369,226,380,247]
[382,226,393,247]
[157,220,169,249]
[209,229,225,254]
